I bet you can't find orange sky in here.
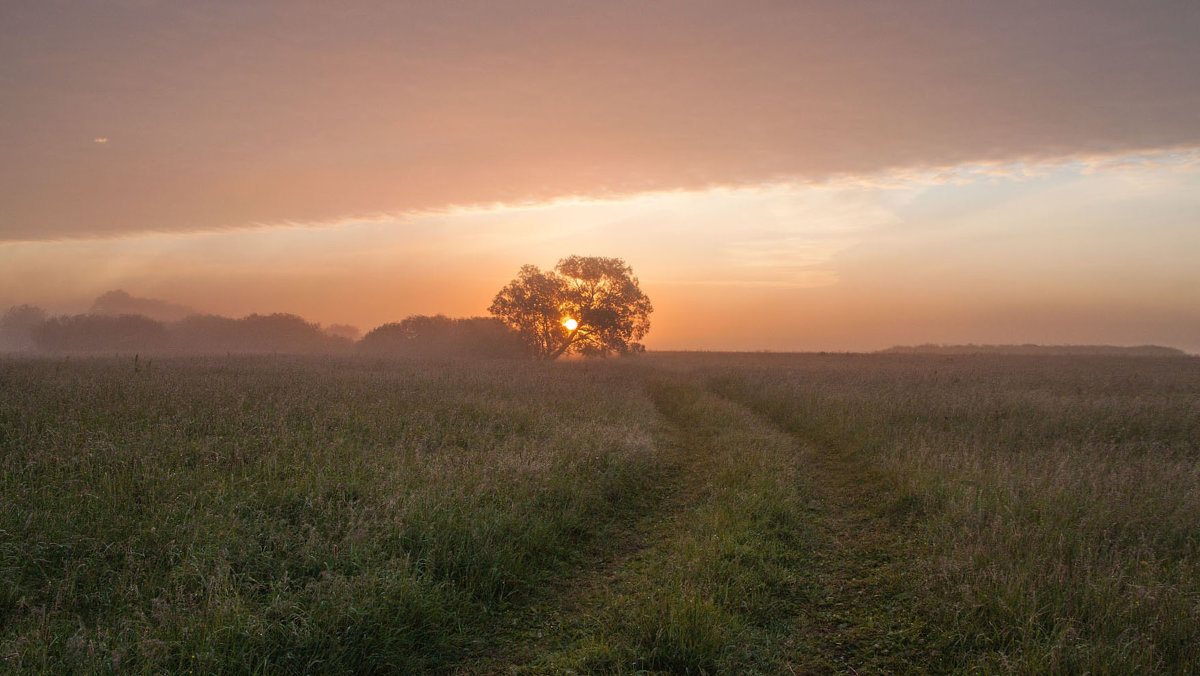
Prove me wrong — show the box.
[2,2,1199,352]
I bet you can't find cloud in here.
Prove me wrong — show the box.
[1080,148,1200,174]
[1,1,1198,241]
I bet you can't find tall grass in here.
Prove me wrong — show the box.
[696,352,1200,672]
[5,352,1198,673]
[0,356,663,672]
[533,377,815,674]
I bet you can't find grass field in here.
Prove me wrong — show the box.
[2,353,1198,673]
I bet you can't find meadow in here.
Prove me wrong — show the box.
[1,352,1197,673]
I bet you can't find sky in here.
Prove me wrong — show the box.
[3,1,1199,352]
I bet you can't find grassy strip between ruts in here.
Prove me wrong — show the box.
[510,375,819,674]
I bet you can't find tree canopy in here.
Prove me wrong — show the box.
[489,255,652,359]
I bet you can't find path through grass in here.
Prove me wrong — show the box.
[479,372,945,674]
[4,354,1198,673]
[489,375,816,674]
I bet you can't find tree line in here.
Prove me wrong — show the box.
[1,256,654,360]
[0,307,531,358]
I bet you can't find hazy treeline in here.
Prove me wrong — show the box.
[881,343,1186,357]
[0,306,352,355]
[360,315,530,359]
[0,297,528,359]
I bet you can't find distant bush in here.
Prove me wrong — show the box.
[171,313,351,354]
[34,314,171,353]
[168,314,241,352]
[359,315,531,359]
[16,310,352,355]
[5,305,527,357]
[238,313,353,353]
[0,304,48,351]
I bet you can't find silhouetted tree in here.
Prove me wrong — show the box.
[169,313,351,353]
[489,256,652,359]
[5,306,358,354]
[239,313,336,353]
[359,315,529,359]
[169,314,244,352]
[34,314,171,353]
[0,305,49,351]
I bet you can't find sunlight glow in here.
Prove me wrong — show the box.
[3,148,1198,353]
[563,318,578,331]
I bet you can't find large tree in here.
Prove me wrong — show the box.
[489,256,653,359]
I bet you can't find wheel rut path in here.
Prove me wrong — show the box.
[713,382,941,675]
[457,373,934,674]
[452,377,723,673]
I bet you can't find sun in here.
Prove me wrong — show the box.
[563,318,578,331]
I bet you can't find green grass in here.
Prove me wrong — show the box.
[697,352,1200,673]
[1,356,665,672]
[519,377,815,674]
[3,352,1199,673]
